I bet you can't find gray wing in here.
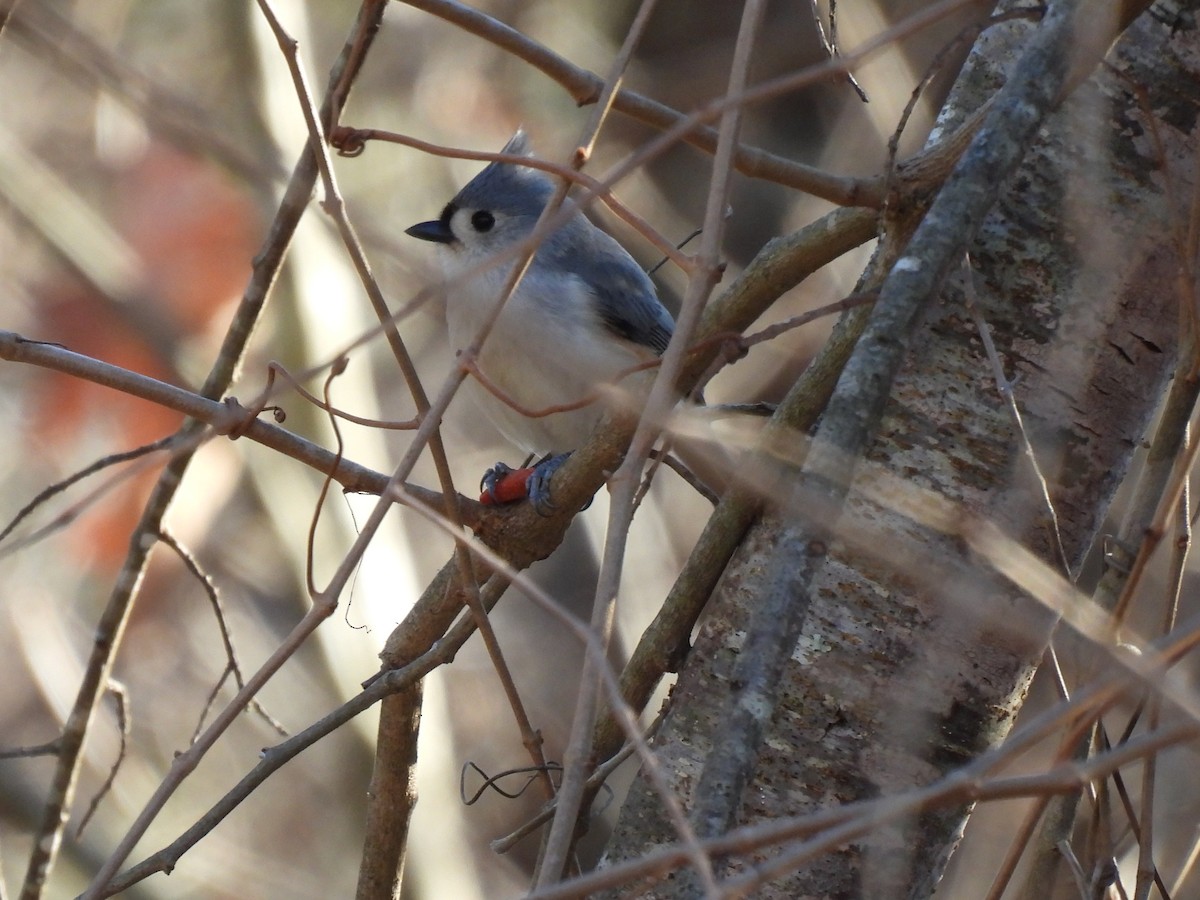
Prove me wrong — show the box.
[574,233,675,355]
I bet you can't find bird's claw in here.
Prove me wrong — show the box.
[481,461,526,505]
[478,453,572,516]
[526,454,570,516]
[481,462,511,501]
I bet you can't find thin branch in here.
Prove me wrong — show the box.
[263,361,419,429]
[400,0,987,207]
[808,0,869,102]
[461,761,563,804]
[739,290,876,351]
[0,331,461,517]
[0,741,62,760]
[393,486,710,888]
[536,0,767,887]
[191,667,235,746]
[962,255,1071,575]
[157,528,288,738]
[304,357,351,599]
[248,10,488,886]
[75,3,391,895]
[654,451,720,506]
[1134,465,1190,900]
[1170,837,1200,898]
[0,434,174,547]
[74,681,129,838]
[99,612,484,896]
[0,435,176,558]
[491,713,666,854]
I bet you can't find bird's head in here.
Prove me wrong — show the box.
[405,131,554,267]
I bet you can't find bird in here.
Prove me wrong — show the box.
[405,131,676,513]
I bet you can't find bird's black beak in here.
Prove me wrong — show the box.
[405,219,456,244]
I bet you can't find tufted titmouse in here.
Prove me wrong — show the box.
[406,132,675,512]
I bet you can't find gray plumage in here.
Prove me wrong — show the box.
[406,131,675,457]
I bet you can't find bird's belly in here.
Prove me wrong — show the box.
[458,375,599,456]
[447,294,647,456]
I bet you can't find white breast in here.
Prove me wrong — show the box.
[442,259,654,457]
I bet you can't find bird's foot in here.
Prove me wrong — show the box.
[480,461,533,505]
[526,453,572,516]
[479,453,572,516]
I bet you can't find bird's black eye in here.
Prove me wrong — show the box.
[471,210,495,233]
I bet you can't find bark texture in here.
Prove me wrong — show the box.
[601,3,1196,897]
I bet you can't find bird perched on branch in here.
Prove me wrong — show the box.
[406,131,675,513]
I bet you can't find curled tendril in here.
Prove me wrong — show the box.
[461,761,563,805]
[330,125,368,157]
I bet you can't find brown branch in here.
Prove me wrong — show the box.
[395,484,710,887]
[398,0,984,207]
[157,528,288,739]
[537,0,768,888]
[72,681,129,838]
[99,598,489,896]
[334,130,694,274]
[4,1,281,188]
[264,362,420,430]
[0,434,175,556]
[0,331,465,519]
[73,3,392,895]
[246,7,491,889]
[529,714,1199,899]
[0,741,61,760]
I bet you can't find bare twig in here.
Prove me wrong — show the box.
[460,761,564,804]
[401,0,986,207]
[0,434,174,547]
[0,331,459,515]
[1134,469,1190,900]
[739,290,877,351]
[0,432,176,557]
[0,741,61,760]
[99,605,490,896]
[537,0,767,890]
[157,528,287,738]
[74,681,129,838]
[75,4,391,895]
[961,255,1071,575]
[263,362,419,429]
[491,713,666,854]
[393,485,710,887]
[248,6,504,888]
[808,0,869,102]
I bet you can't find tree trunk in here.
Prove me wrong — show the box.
[601,3,1194,896]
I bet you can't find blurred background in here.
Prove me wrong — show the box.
[0,1,995,896]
